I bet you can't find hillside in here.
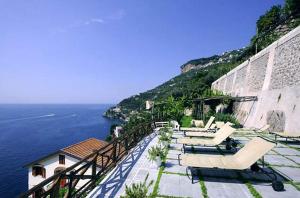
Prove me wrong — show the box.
[104,50,243,120]
[180,49,245,73]
[104,0,300,121]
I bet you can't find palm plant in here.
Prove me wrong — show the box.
[147,146,165,162]
[121,174,154,198]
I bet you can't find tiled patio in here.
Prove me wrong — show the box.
[88,129,300,198]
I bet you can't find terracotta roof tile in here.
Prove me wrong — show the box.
[61,138,109,163]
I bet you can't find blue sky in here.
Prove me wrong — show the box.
[0,0,283,104]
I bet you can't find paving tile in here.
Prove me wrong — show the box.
[273,147,300,156]
[265,150,278,155]
[275,166,300,182]
[164,159,187,174]
[264,155,298,166]
[168,149,182,155]
[169,143,182,150]
[166,152,179,160]
[204,178,252,198]
[172,134,183,139]
[253,183,300,198]
[286,155,300,164]
[290,144,300,148]
[159,173,202,198]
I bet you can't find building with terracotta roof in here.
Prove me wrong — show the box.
[25,138,108,194]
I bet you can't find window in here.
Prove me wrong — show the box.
[59,154,65,165]
[32,165,46,178]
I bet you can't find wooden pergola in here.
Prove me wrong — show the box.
[193,96,258,121]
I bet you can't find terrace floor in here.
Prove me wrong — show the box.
[87,130,300,198]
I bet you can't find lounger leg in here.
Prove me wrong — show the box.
[260,166,284,191]
[186,167,194,183]
[192,171,194,184]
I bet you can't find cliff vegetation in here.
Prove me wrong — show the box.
[105,0,300,121]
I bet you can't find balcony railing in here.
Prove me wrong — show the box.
[19,122,153,198]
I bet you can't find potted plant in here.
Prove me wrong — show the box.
[159,126,172,135]
[148,146,165,168]
[158,132,171,148]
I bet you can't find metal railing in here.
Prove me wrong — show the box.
[20,122,153,198]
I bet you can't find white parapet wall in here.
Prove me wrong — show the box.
[212,25,300,134]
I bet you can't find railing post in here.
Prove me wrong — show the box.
[50,176,61,198]
[124,136,129,153]
[67,171,74,198]
[91,153,98,189]
[92,154,97,179]
[112,141,117,164]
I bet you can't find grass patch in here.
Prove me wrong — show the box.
[287,181,300,191]
[151,148,169,197]
[180,116,192,127]
[151,164,165,197]
[198,171,208,198]
[244,181,263,198]
[163,171,187,177]
[236,172,262,198]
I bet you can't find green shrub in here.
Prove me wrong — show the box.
[158,126,172,134]
[105,135,112,142]
[59,188,68,198]
[158,131,171,142]
[180,116,192,127]
[207,113,241,128]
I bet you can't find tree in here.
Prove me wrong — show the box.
[256,5,282,34]
[284,0,300,16]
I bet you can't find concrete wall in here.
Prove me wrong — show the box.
[212,26,300,134]
[28,154,99,191]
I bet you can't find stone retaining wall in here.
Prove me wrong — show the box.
[212,26,300,134]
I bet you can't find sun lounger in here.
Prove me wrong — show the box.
[210,123,216,129]
[178,136,284,191]
[153,121,173,132]
[238,125,270,133]
[180,116,215,132]
[185,122,232,138]
[183,123,218,136]
[271,131,300,142]
[215,121,225,128]
[178,123,236,152]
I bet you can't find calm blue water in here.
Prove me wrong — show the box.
[0,104,119,198]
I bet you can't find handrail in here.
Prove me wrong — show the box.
[19,121,153,198]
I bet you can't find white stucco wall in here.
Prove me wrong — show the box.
[28,153,99,191]
[212,25,300,134]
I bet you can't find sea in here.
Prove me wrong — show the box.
[0,104,120,197]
